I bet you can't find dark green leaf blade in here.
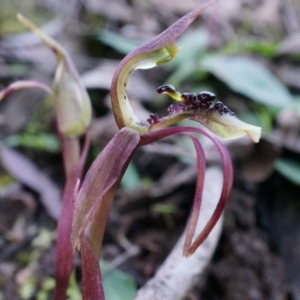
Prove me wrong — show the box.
[274,158,300,186]
[201,55,292,107]
[101,261,137,300]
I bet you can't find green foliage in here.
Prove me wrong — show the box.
[274,158,300,186]
[17,229,55,299]
[223,38,279,58]
[166,29,209,86]
[36,278,55,300]
[3,133,60,152]
[201,55,292,107]
[0,174,14,188]
[153,203,179,228]
[121,161,141,191]
[101,261,137,300]
[0,0,52,35]
[18,275,36,300]
[241,40,278,57]
[97,30,140,55]
[67,272,82,300]
[163,29,291,141]
[168,29,209,68]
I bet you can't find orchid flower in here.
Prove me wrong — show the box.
[0,1,261,298]
[71,0,261,298]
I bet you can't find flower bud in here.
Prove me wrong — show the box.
[17,14,92,138]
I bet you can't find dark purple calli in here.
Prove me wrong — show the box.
[71,0,261,299]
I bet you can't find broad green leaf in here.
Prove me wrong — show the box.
[274,158,300,186]
[166,61,199,86]
[166,29,209,85]
[101,261,137,300]
[97,30,140,55]
[168,29,209,68]
[288,96,300,115]
[201,55,292,107]
[242,40,278,57]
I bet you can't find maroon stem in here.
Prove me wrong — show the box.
[54,133,90,300]
[81,234,105,300]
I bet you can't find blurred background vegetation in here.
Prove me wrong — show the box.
[0,0,300,299]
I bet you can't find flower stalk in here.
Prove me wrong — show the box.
[0,1,262,299]
[72,0,261,298]
[0,15,92,300]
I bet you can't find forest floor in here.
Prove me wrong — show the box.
[0,0,300,299]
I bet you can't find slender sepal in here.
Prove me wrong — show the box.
[71,127,140,258]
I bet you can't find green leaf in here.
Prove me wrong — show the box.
[3,133,60,152]
[168,29,208,68]
[67,271,81,300]
[101,261,137,300]
[274,158,300,185]
[97,30,140,55]
[201,55,292,107]
[121,161,140,191]
[165,29,208,86]
[242,40,278,57]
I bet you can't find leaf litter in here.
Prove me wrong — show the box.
[0,0,300,299]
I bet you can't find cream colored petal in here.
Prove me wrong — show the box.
[191,111,261,143]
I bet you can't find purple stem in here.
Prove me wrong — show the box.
[81,234,105,300]
[54,133,90,300]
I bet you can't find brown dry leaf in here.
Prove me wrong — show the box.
[238,140,280,183]
[0,18,61,73]
[83,0,133,21]
[277,108,300,131]
[278,64,300,89]
[269,109,300,154]
[255,0,281,24]
[151,164,196,197]
[279,32,300,55]
[0,84,47,137]
[89,114,119,149]
[0,147,61,219]
[148,0,232,15]
[0,190,35,235]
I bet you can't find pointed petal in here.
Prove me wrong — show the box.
[190,111,262,143]
[150,109,261,143]
[180,134,206,256]
[140,126,233,256]
[185,129,233,256]
[71,127,140,256]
